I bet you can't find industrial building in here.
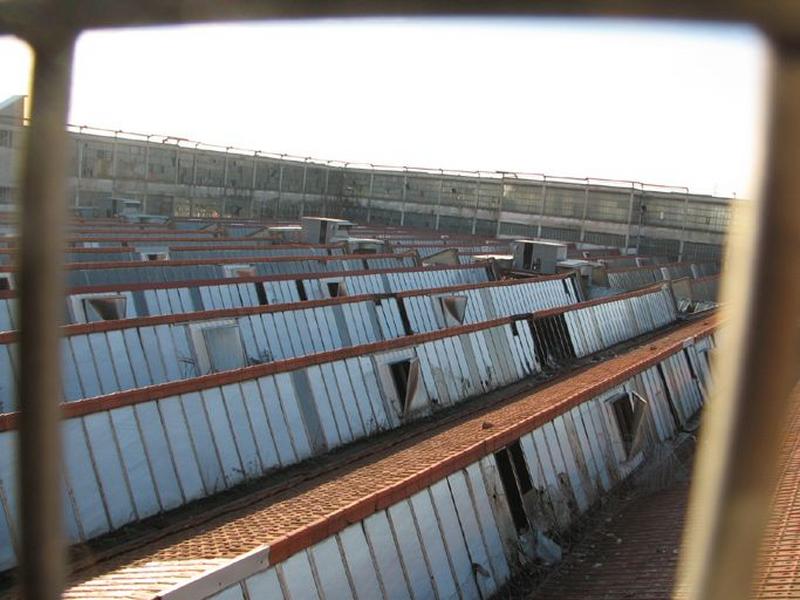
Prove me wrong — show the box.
[0,90,793,600]
[0,95,728,261]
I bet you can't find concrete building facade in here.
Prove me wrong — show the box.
[0,96,730,260]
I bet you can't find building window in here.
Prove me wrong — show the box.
[0,130,12,148]
[188,320,247,374]
[388,357,420,416]
[494,441,533,533]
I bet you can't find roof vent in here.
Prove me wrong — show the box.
[438,295,468,327]
[83,295,127,322]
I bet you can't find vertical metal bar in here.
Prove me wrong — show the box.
[624,184,636,250]
[143,134,151,214]
[251,152,258,219]
[677,45,800,600]
[323,164,330,217]
[400,170,408,227]
[580,180,589,242]
[538,176,547,237]
[496,174,505,237]
[74,134,82,207]
[679,188,689,261]
[190,142,199,217]
[435,173,444,231]
[300,160,308,218]
[366,171,374,223]
[275,163,283,219]
[471,175,480,235]
[17,33,75,600]
[221,148,229,217]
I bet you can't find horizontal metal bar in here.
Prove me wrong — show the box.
[1,0,799,39]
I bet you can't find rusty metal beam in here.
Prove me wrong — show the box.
[677,44,800,599]
[16,33,75,599]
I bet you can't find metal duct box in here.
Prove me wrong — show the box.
[512,239,568,274]
[301,217,353,244]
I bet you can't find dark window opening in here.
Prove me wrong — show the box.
[438,295,467,325]
[657,364,683,429]
[327,281,346,297]
[0,277,10,291]
[522,243,533,269]
[83,295,127,322]
[146,253,162,261]
[318,220,328,244]
[508,441,533,494]
[683,349,698,380]
[390,359,413,414]
[396,297,414,335]
[295,280,308,301]
[529,314,576,368]
[494,446,529,533]
[255,282,269,306]
[611,393,636,456]
[561,277,571,296]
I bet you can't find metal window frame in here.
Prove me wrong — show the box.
[1,3,799,600]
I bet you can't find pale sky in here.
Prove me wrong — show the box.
[0,18,769,197]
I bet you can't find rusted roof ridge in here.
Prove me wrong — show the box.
[606,260,717,274]
[0,251,415,273]
[0,288,700,432]
[0,262,491,299]
[0,280,660,345]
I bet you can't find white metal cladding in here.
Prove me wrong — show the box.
[691,262,720,278]
[0,318,535,561]
[0,299,403,410]
[0,297,17,331]
[690,277,719,302]
[606,267,662,291]
[182,342,711,600]
[660,263,694,280]
[413,244,510,258]
[170,247,334,260]
[403,277,580,334]
[8,266,490,326]
[0,283,673,411]
[0,326,712,572]
[563,287,677,358]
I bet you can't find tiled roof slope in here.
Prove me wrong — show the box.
[52,317,714,599]
[528,381,800,600]
[751,382,800,599]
